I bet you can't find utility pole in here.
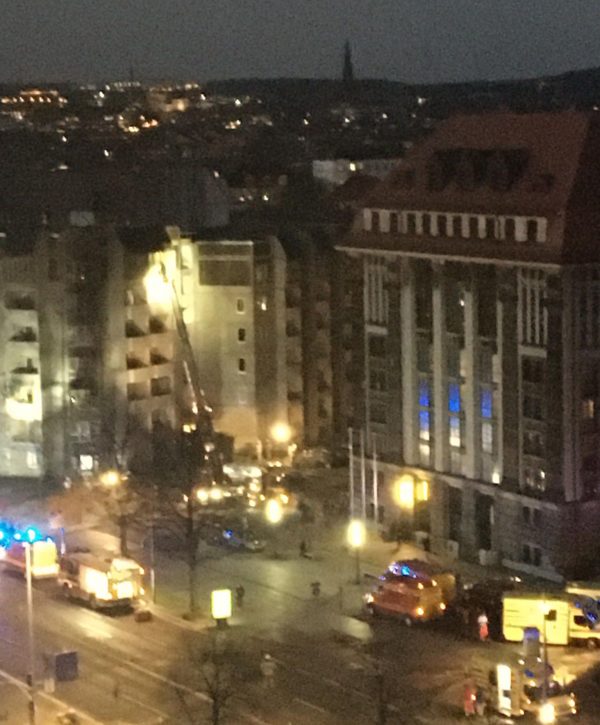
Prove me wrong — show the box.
[359,428,366,520]
[25,544,35,724]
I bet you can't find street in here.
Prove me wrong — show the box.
[1,505,600,724]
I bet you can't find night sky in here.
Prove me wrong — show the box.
[4,0,600,85]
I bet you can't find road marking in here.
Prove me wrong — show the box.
[293,697,328,714]
[121,692,169,720]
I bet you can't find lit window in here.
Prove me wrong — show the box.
[449,415,461,448]
[419,410,430,441]
[79,454,94,472]
[259,297,268,311]
[238,358,246,373]
[482,421,493,453]
[448,383,461,413]
[582,398,595,420]
[26,451,37,469]
[236,298,245,313]
[418,380,430,407]
[480,389,493,419]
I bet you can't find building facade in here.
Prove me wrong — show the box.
[340,111,600,580]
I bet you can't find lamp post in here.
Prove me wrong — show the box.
[25,542,35,724]
[347,519,366,585]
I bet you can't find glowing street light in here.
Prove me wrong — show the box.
[347,519,366,584]
[270,421,291,445]
[265,498,283,525]
[144,263,171,306]
[100,469,121,487]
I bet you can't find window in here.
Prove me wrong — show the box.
[238,358,246,373]
[26,451,37,470]
[522,544,542,567]
[389,212,399,233]
[452,216,462,237]
[505,218,516,241]
[522,357,544,384]
[485,217,495,239]
[480,388,493,419]
[406,213,417,235]
[422,213,431,235]
[370,370,387,391]
[368,336,386,357]
[79,454,94,472]
[236,298,245,313]
[482,421,493,453]
[523,467,546,492]
[526,219,538,243]
[469,216,479,238]
[418,379,430,407]
[238,328,246,343]
[523,395,543,420]
[582,398,595,420]
[523,431,544,456]
[419,410,430,441]
[449,415,461,448]
[371,211,380,232]
[448,383,461,413]
[437,215,448,237]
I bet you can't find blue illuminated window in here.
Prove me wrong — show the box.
[418,380,430,408]
[481,389,493,419]
[419,410,430,440]
[448,383,461,413]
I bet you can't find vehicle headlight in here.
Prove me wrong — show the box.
[364,593,374,604]
[416,607,424,617]
[538,701,555,724]
[439,602,446,611]
[569,697,576,708]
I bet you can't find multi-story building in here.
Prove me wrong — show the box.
[0,216,195,480]
[191,234,288,455]
[340,111,600,580]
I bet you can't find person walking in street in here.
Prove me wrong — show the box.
[463,679,476,717]
[478,611,489,642]
[475,686,487,717]
[299,539,307,558]
[260,653,276,688]
[236,584,245,608]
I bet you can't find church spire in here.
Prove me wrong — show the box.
[342,40,354,85]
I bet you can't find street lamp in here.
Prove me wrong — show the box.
[270,422,291,445]
[100,469,121,488]
[25,542,36,724]
[347,519,366,585]
[265,498,283,525]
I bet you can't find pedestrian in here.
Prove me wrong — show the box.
[236,584,245,608]
[475,686,487,716]
[260,653,276,688]
[463,680,476,718]
[478,611,489,642]
[299,539,307,558]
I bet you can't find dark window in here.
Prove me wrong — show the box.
[406,213,417,235]
[583,454,598,472]
[523,431,544,457]
[370,370,387,391]
[238,328,246,342]
[485,217,495,239]
[452,216,462,237]
[469,216,479,238]
[199,260,251,285]
[389,212,399,233]
[371,211,380,232]
[505,218,516,241]
[422,213,431,235]
[522,506,531,524]
[437,215,448,237]
[523,395,543,420]
[238,358,246,373]
[522,357,544,383]
[526,219,538,242]
[236,298,245,313]
[368,336,386,357]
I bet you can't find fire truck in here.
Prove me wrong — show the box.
[364,560,450,624]
[58,552,144,609]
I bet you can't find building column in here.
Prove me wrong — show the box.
[463,270,481,480]
[561,269,578,502]
[432,262,448,472]
[400,258,417,465]
[459,485,478,562]
[429,477,448,557]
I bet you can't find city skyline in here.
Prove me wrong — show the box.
[4,0,600,85]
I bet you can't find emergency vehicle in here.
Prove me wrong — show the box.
[58,552,144,609]
[503,591,600,646]
[365,560,448,624]
[0,526,59,578]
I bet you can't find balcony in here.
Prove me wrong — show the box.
[150,350,170,365]
[11,362,39,375]
[126,355,147,370]
[127,382,147,402]
[10,327,37,343]
[149,316,168,334]
[125,320,146,338]
[151,376,172,397]
[5,293,35,310]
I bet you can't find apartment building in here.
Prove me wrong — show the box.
[0,217,194,480]
[340,111,600,579]
[191,235,288,454]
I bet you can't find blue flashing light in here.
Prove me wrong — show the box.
[13,532,22,541]
[25,527,39,543]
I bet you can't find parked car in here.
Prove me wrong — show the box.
[220,528,266,553]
